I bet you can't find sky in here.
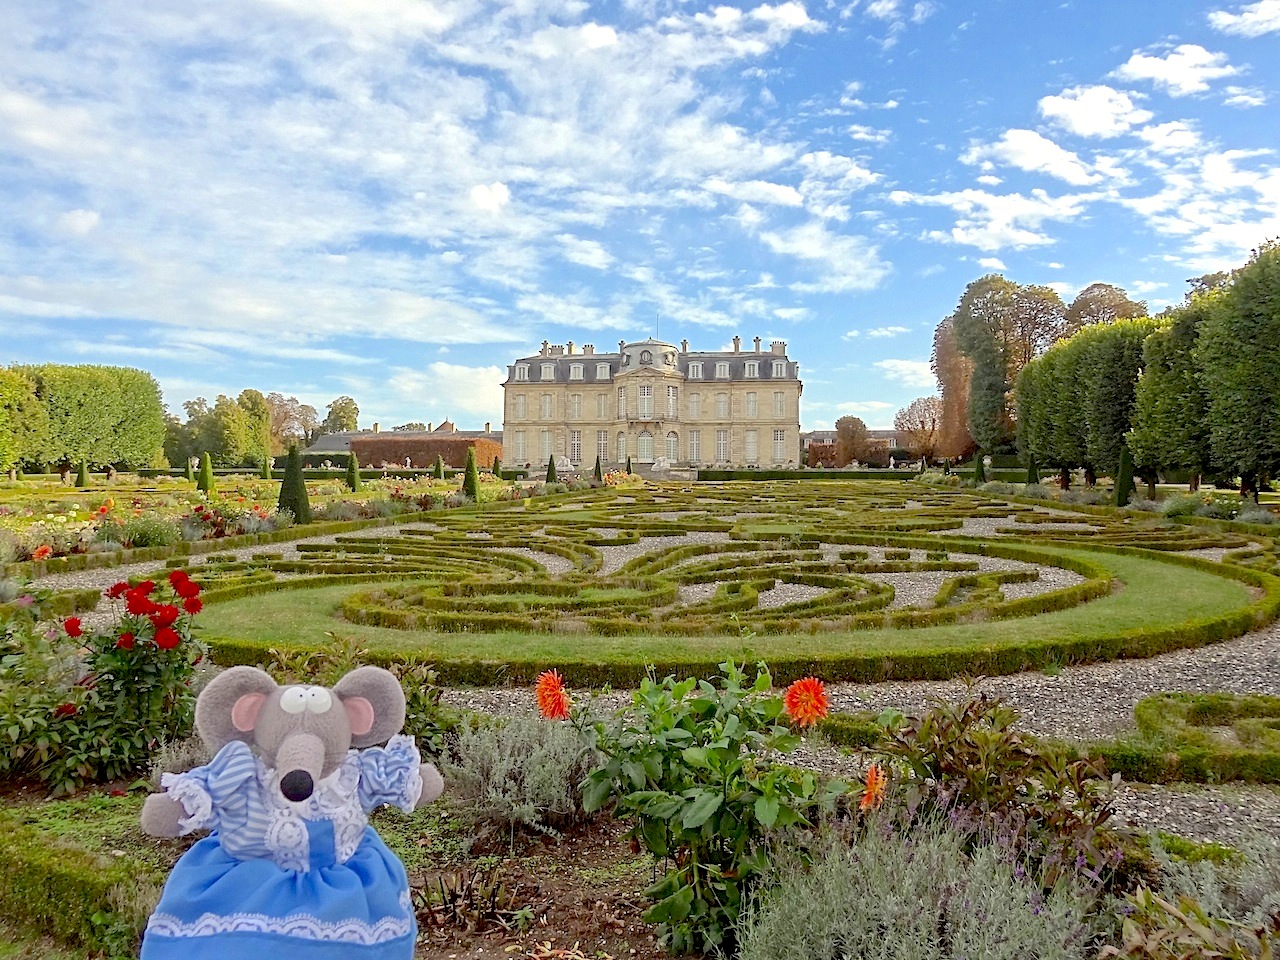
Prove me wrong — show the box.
[2,1,1279,432]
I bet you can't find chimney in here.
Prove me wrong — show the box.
[567,341,575,355]
[540,340,550,356]
[680,339,689,353]
[732,335,741,352]
[427,422,433,432]
[753,336,762,353]
[583,344,594,356]
[484,421,491,433]
[372,422,379,433]
[550,344,564,356]
[618,339,625,353]
[771,340,787,355]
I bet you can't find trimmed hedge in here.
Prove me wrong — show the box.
[698,469,915,481]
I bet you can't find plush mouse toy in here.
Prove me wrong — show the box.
[139,665,444,959]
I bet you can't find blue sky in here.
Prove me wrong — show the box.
[2,0,1278,431]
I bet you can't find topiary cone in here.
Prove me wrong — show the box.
[593,454,603,481]
[185,458,196,483]
[433,455,445,480]
[345,452,361,492]
[197,452,215,494]
[76,460,89,487]
[973,453,985,483]
[261,457,273,481]
[463,447,481,501]
[1114,445,1135,507]
[492,455,502,478]
[545,454,557,484]
[277,444,311,523]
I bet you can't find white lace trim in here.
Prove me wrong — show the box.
[146,895,412,945]
[258,755,368,870]
[161,774,212,835]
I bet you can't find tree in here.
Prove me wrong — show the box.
[834,416,873,467]
[463,447,481,501]
[265,393,319,453]
[345,451,361,492]
[546,454,558,483]
[321,396,360,435]
[0,368,47,473]
[893,396,943,461]
[236,389,272,467]
[1128,301,1212,488]
[209,395,250,467]
[277,445,312,523]
[931,318,976,460]
[197,452,215,494]
[394,422,427,431]
[948,276,1019,453]
[1064,283,1147,336]
[1195,242,1280,496]
[1077,318,1156,478]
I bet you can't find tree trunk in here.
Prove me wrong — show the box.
[1084,466,1096,488]
[1058,466,1070,490]
[1189,472,1200,493]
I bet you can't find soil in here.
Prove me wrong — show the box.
[411,818,671,960]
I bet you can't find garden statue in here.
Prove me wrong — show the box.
[138,665,443,959]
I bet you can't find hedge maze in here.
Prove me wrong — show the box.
[192,482,1280,684]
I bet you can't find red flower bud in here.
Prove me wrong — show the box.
[63,617,83,638]
[116,632,135,650]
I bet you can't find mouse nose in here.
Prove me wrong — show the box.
[280,769,314,801]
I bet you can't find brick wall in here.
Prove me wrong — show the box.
[349,436,503,469]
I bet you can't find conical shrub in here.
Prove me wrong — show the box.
[76,460,89,487]
[973,454,985,484]
[492,455,502,478]
[433,455,445,480]
[261,457,273,480]
[345,452,361,492]
[463,447,481,502]
[197,452,215,494]
[593,455,603,481]
[185,458,196,483]
[1114,445,1135,507]
[625,455,632,475]
[277,445,311,523]
[545,454,557,484]
[1025,457,1040,485]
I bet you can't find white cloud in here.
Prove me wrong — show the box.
[703,177,805,206]
[848,124,891,144]
[1130,280,1165,293]
[1112,44,1239,97]
[962,129,1098,186]
[386,362,506,420]
[891,187,1093,251]
[867,325,909,337]
[57,209,101,236]
[757,220,891,292]
[773,306,809,320]
[842,329,861,340]
[470,182,511,213]
[834,400,895,413]
[1037,85,1153,138]
[873,360,934,387]
[1208,0,1280,36]
[978,257,1006,270]
[1223,86,1267,107]
[977,175,1002,186]
[556,234,614,270]
[1137,121,1202,155]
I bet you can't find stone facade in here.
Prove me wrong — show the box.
[501,336,802,469]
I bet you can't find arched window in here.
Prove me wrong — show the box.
[637,430,654,461]
[666,431,679,460]
[640,349,653,364]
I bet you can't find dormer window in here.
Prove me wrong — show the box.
[688,361,703,379]
[569,363,583,381]
[715,361,730,379]
[541,362,555,380]
[596,362,610,380]
[772,360,786,377]
[515,364,529,381]
[744,360,759,378]
[640,350,653,364]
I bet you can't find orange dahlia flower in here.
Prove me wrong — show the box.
[535,669,571,720]
[783,676,828,727]
[31,544,53,561]
[860,763,886,811]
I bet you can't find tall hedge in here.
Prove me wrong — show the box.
[1128,302,1212,481]
[277,445,312,523]
[0,368,47,472]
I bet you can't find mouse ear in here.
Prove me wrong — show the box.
[333,667,406,747]
[196,666,278,750]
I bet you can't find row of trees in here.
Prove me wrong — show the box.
[164,393,360,468]
[0,364,166,472]
[932,278,1148,459]
[1017,242,1278,492]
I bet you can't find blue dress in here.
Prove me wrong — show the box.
[141,735,424,960]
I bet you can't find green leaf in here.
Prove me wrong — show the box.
[580,773,614,814]
[681,746,710,769]
[644,883,694,924]
[681,790,723,829]
[640,817,669,856]
[754,794,779,828]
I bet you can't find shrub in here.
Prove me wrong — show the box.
[545,454,558,483]
[345,452,362,492]
[463,447,481,502]
[76,461,89,487]
[1147,829,1280,933]
[277,444,311,523]
[196,452,214,494]
[121,514,181,547]
[737,819,1099,960]
[1238,505,1278,525]
[433,454,445,480]
[441,714,593,840]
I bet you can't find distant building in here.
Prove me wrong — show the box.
[501,337,803,469]
[306,421,503,469]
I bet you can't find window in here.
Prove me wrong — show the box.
[569,430,582,463]
[716,392,729,418]
[513,430,526,462]
[514,394,526,419]
[666,431,679,460]
[745,429,758,463]
[715,361,730,379]
[569,394,582,420]
[773,429,786,462]
[716,429,728,462]
[688,361,703,379]
[667,385,678,418]
[638,430,653,460]
[515,364,529,381]
[617,387,625,418]
[616,432,626,462]
[540,430,552,463]
[689,429,701,462]
[745,360,759,378]
[773,391,785,417]
[540,394,552,420]
[569,363,583,381]
[597,430,608,463]
[596,393,608,419]
[596,362,610,380]
[639,384,653,418]
[689,392,701,417]
[640,349,653,364]
[745,391,757,417]
[541,362,555,380]
[772,360,786,377]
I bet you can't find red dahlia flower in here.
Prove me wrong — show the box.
[105,581,130,599]
[860,763,887,811]
[150,604,181,629]
[63,617,83,638]
[783,676,829,728]
[535,669,572,721]
[154,627,180,650]
[125,590,155,616]
[168,570,190,589]
[183,597,203,615]
[116,632,135,650]
[176,579,201,599]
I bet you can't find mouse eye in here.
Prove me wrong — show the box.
[305,687,333,713]
[280,687,308,714]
